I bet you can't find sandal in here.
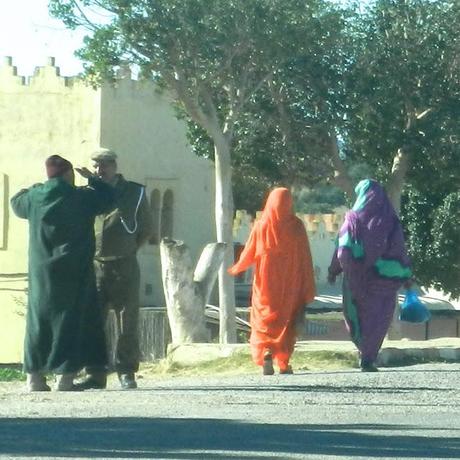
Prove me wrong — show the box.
[279,365,293,375]
[262,353,275,376]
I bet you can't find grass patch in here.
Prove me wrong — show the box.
[291,350,358,371]
[141,351,257,377]
[0,367,26,382]
[139,349,358,379]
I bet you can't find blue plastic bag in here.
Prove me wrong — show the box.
[399,289,431,323]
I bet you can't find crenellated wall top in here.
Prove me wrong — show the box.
[0,56,88,90]
[233,207,348,244]
[0,57,172,102]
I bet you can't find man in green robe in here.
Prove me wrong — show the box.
[11,155,114,391]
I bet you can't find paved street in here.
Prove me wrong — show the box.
[1,363,459,459]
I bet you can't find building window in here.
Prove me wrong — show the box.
[149,189,161,245]
[161,189,174,239]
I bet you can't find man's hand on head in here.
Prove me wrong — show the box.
[75,167,97,179]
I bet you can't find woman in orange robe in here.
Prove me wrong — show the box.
[228,188,316,374]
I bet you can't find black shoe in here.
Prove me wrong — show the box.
[119,373,137,389]
[73,375,107,391]
[360,360,379,372]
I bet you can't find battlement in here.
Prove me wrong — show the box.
[233,207,347,244]
[0,57,140,88]
[0,56,85,90]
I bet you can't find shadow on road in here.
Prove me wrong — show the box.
[146,383,459,395]
[1,418,459,459]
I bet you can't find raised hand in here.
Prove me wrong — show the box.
[75,167,96,179]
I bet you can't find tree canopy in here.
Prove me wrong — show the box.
[347,0,460,296]
[49,0,352,341]
[346,0,460,190]
[402,188,460,298]
[50,0,460,298]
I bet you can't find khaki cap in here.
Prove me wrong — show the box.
[91,148,117,162]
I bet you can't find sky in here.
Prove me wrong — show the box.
[0,0,360,78]
[0,0,86,76]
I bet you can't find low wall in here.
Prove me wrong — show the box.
[305,314,460,342]
[106,307,170,364]
[3,305,459,365]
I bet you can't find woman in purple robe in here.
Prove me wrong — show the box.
[328,179,412,371]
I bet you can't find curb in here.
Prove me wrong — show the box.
[167,339,460,367]
[377,347,460,366]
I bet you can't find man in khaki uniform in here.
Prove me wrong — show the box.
[76,149,153,390]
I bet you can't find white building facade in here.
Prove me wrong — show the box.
[0,57,215,362]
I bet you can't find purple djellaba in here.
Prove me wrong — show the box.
[328,179,412,371]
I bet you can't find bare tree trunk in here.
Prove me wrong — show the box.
[386,148,409,215]
[160,238,226,344]
[214,136,237,344]
[328,134,355,201]
[386,148,410,338]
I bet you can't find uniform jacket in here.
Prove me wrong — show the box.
[95,174,153,259]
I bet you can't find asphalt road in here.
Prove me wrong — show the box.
[1,363,459,460]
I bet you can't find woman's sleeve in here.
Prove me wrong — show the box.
[228,228,257,275]
[334,218,356,273]
[337,244,356,273]
[302,230,316,304]
[328,246,343,277]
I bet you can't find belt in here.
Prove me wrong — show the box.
[95,256,126,262]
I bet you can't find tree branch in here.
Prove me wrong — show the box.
[387,147,409,213]
[91,0,117,15]
[416,107,433,119]
[165,73,208,128]
[69,0,100,31]
[328,134,354,200]
[223,94,236,139]
[199,84,221,131]
[241,69,275,107]
[268,79,293,146]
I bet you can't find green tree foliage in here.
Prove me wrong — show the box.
[402,188,441,289]
[403,190,460,298]
[50,0,460,296]
[49,0,350,342]
[347,0,460,296]
[171,0,350,190]
[230,5,351,190]
[232,169,273,215]
[295,185,346,214]
[346,0,460,184]
[431,193,460,298]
